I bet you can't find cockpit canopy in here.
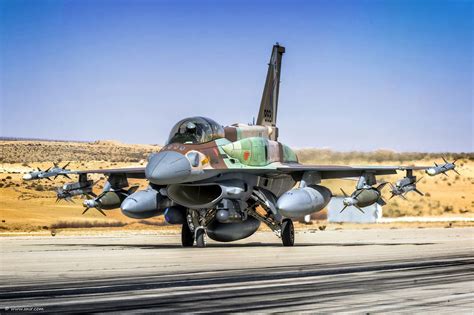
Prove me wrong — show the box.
[167,117,225,145]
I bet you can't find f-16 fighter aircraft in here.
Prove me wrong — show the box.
[23,44,455,247]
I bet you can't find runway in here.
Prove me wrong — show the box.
[1,228,473,313]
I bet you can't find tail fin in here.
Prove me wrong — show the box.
[256,43,285,140]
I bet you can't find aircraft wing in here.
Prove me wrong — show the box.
[275,164,430,180]
[68,167,146,179]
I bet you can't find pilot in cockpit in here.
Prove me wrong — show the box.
[167,117,224,145]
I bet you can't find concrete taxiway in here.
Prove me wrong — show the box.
[1,228,473,313]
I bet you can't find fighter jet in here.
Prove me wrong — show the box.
[426,158,459,176]
[24,44,447,247]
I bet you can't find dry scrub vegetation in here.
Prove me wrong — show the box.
[0,140,472,233]
[0,140,160,163]
[296,149,474,218]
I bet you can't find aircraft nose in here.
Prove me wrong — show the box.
[23,174,32,180]
[145,151,192,185]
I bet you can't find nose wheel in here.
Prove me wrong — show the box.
[182,210,209,248]
[281,218,295,246]
[195,227,206,248]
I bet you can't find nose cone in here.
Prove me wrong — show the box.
[145,151,191,185]
[343,197,355,206]
[426,168,436,176]
[83,199,98,208]
[23,174,32,180]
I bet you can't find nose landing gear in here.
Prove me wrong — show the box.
[181,224,207,247]
[195,227,206,248]
[181,209,210,248]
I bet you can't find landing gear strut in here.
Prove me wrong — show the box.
[181,223,194,247]
[281,218,295,246]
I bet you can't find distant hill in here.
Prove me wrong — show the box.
[0,139,471,164]
[0,140,161,163]
[0,137,89,143]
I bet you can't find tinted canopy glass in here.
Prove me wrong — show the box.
[167,117,225,145]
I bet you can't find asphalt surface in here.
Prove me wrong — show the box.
[1,228,473,313]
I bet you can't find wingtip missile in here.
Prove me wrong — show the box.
[426,158,459,177]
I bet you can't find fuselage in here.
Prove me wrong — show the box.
[145,117,299,200]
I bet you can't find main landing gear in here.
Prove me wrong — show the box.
[281,218,295,246]
[181,208,295,247]
[181,223,194,247]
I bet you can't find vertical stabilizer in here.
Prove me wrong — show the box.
[256,43,285,140]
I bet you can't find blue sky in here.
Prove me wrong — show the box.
[1,0,472,152]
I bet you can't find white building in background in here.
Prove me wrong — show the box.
[326,197,382,223]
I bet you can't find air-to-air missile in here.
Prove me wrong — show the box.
[23,162,72,181]
[340,182,388,213]
[425,158,459,176]
[82,186,139,216]
[38,162,72,180]
[389,176,423,199]
[22,168,45,180]
[56,179,95,203]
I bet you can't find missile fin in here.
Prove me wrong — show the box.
[355,205,365,213]
[414,189,424,196]
[340,188,349,197]
[376,182,388,192]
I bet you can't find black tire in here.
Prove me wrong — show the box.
[281,218,295,246]
[195,228,206,248]
[181,223,194,247]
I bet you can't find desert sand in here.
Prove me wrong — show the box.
[0,140,472,233]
